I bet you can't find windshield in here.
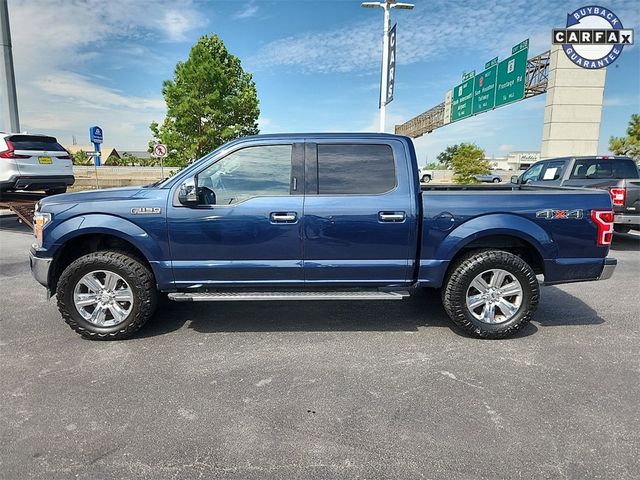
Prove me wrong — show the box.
[155,143,231,188]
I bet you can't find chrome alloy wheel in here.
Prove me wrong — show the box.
[73,270,134,327]
[465,269,523,324]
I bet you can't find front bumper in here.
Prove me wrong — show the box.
[598,257,617,281]
[29,250,52,287]
[614,213,640,226]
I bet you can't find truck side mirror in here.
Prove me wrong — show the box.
[510,175,520,184]
[178,178,198,206]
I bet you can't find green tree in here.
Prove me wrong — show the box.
[150,35,260,167]
[71,150,91,165]
[423,162,445,170]
[451,143,490,184]
[609,113,640,162]
[436,144,462,169]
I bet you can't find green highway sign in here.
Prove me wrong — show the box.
[451,77,474,121]
[462,70,475,82]
[512,38,529,54]
[472,64,497,114]
[485,57,498,69]
[495,47,528,108]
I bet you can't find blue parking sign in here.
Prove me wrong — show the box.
[90,126,103,144]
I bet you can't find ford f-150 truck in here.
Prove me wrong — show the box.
[29,134,617,340]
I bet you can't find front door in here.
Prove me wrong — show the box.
[302,140,417,286]
[168,143,304,287]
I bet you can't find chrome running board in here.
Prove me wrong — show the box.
[168,290,410,302]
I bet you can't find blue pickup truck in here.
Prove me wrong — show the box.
[30,133,617,340]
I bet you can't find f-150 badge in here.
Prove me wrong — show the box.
[536,209,583,219]
[131,207,162,215]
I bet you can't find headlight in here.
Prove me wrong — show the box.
[33,212,52,247]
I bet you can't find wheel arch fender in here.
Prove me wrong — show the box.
[46,214,162,261]
[435,213,556,264]
[45,214,172,291]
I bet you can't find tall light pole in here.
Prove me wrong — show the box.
[0,0,19,132]
[361,0,413,133]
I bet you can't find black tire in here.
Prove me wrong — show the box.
[56,251,158,340]
[45,187,67,195]
[492,177,501,183]
[442,249,539,339]
[421,175,431,183]
[614,225,630,234]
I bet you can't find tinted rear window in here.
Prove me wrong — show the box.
[570,159,639,179]
[318,144,396,194]
[8,135,65,152]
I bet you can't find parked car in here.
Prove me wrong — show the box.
[418,167,433,183]
[475,173,502,183]
[514,156,639,232]
[0,133,74,195]
[30,133,616,340]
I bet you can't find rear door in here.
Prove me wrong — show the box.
[8,135,72,177]
[302,140,417,285]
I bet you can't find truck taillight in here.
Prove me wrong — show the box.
[591,210,614,246]
[609,187,626,207]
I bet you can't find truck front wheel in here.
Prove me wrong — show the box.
[56,251,158,340]
[442,250,539,339]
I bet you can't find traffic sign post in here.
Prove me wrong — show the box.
[495,46,528,108]
[451,77,474,122]
[89,126,103,166]
[153,143,168,180]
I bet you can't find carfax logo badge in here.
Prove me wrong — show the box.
[552,6,633,69]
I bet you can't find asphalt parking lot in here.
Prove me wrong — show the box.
[1,215,639,480]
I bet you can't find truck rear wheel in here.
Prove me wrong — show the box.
[442,250,539,339]
[56,251,158,340]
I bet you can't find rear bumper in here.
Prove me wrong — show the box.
[598,257,617,280]
[543,257,616,285]
[1,175,75,191]
[614,213,640,226]
[29,249,52,288]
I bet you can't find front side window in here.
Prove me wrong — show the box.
[539,160,565,181]
[197,145,292,205]
[521,162,544,183]
[317,144,396,194]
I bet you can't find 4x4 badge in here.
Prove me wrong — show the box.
[536,209,583,219]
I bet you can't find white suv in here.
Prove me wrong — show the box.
[0,133,74,194]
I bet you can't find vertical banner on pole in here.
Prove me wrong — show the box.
[385,23,397,105]
[89,126,103,166]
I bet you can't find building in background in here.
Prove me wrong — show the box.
[486,151,540,171]
[66,145,120,164]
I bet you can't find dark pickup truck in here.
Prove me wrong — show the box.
[514,156,640,232]
[30,134,616,340]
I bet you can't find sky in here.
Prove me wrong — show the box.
[2,0,639,164]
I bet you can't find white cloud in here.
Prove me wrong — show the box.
[234,1,260,20]
[247,0,640,74]
[161,9,205,41]
[4,0,206,148]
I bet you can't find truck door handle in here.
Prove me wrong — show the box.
[378,211,406,222]
[270,212,298,223]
